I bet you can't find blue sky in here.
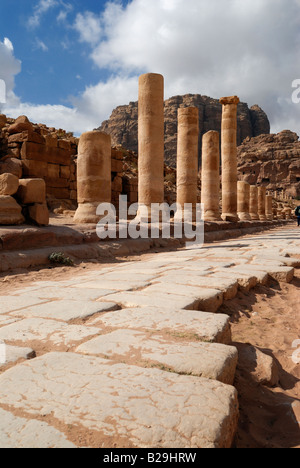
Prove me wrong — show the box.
[1,0,300,136]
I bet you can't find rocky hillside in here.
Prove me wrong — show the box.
[98,94,270,167]
[237,130,300,199]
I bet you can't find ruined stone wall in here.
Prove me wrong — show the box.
[0,115,78,204]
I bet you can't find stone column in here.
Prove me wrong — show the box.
[237,181,251,221]
[265,195,273,221]
[201,130,221,221]
[177,107,199,218]
[249,186,259,220]
[74,131,111,224]
[220,96,240,222]
[138,73,164,220]
[258,186,267,221]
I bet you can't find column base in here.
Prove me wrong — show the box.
[74,203,103,224]
[238,213,252,221]
[221,213,239,222]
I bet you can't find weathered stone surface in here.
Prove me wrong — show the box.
[220,96,240,222]
[138,73,165,214]
[0,195,24,225]
[17,178,46,204]
[7,115,33,135]
[0,345,35,366]
[21,141,71,165]
[0,408,76,448]
[8,299,118,322]
[0,352,239,448]
[0,318,101,347]
[98,95,270,167]
[0,173,19,196]
[0,157,22,178]
[74,131,111,224]
[76,329,238,384]
[89,307,232,344]
[28,203,49,226]
[0,114,7,129]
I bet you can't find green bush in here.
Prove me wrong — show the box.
[48,252,74,266]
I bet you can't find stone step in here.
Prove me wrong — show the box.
[87,307,232,344]
[0,352,239,448]
[75,329,238,385]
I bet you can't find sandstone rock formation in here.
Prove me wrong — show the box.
[98,94,270,167]
[237,130,300,199]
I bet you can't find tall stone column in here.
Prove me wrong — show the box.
[138,73,164,220]
[237,181,251,221]
[201,130,221,221]
[265,195,273,221]
[220,96,240,222]
[177,107,199,218]
[258,186,267,221]
[74,131,111,224]
[249,186,259,220]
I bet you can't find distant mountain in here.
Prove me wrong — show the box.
[97,94,270,167]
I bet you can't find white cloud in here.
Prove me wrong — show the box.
[28,0,58,29]
[4,0,300,137]
[34,38,49,52]
[74,11,103,45]
[0,37,21,103]
[86,0,300,134]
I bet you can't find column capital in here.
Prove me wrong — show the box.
[219,96,240,106]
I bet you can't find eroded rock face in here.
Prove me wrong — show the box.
[98,94,270,167]
[237,130,300,198]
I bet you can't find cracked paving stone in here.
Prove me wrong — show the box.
[75,329,238,384]
[0,352,239,448]
[8,300,118,322]
[0,408,76,448]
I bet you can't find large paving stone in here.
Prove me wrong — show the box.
[17,286,115,301]
[141,284,224,313]
[0,352,239,448]
[99,291,201,311]
[0,296,47,315]
[0,318,100,346]
[88,307,232,344]
[0,344,35,367]
[0,408,76,448]
[76,329,238,384]
[8,300,118,321]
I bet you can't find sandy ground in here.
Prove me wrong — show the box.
[0,244,299,449]
[220,266,300,448]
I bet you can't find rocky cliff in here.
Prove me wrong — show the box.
[237,130,300,199]
[98,94,270,167]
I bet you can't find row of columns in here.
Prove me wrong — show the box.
[74,72,274,224]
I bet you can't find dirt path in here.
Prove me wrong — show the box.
[219,268,300,448]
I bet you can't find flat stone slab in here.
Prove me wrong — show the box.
[16,286,115,301]
[88,307,232,344]
[141,284,224,313]
[0,296,47,315]
[0,318,101,347]
[76,329,238,384]
[0,408,76,448]
[8,300,118,322]
[99,291,201,311]
[0,344,35,366]
[0,352,239,448]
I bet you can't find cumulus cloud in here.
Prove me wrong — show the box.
[3,0,300,136]
[0,37,21,105]
[85,0,300,134]
[28,0,58,29]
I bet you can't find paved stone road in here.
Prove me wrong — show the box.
[0,226,299,448]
